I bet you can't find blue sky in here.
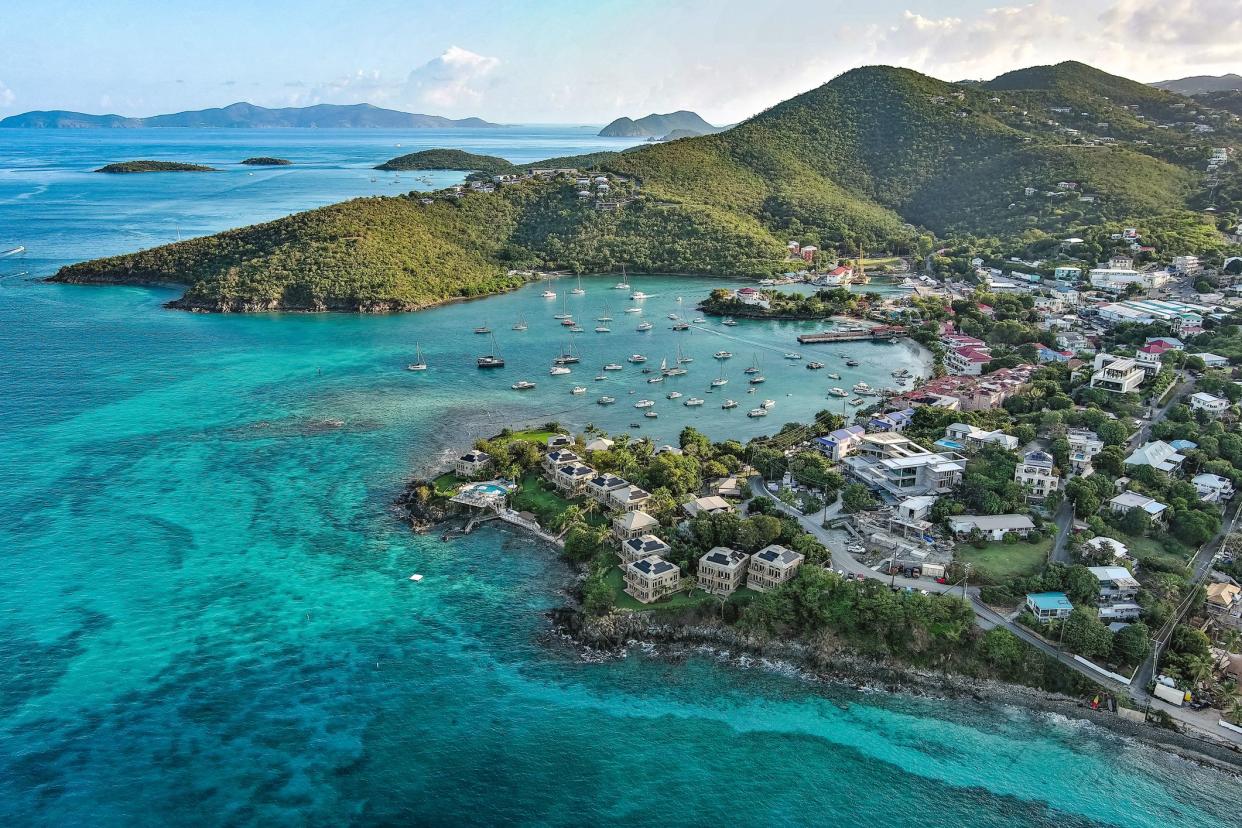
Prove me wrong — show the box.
[2,0,1239,123]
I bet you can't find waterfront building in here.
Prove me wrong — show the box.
[455,450,492,478]
[620,534,672,565]
[697,547,750,595]
[612,510,659,542]
[624,555,681,604]
[609,485,651,513]
[746,544,804,592]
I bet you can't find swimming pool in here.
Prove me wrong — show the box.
[468,482,511,496]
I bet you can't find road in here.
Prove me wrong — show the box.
[1132,373,1192,447]
[1048,499,1075,565]
[750,477,1242,746]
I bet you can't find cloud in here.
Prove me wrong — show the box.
[404,46,500,108]
[1102,0,1242,62]
[0,81,14,108]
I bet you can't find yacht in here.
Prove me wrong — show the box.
[714,350,733,360]
[624,307,643,314]
[634,399,655,408]
[541,289,557,299]
[684,397,705,407]
[553,342,581,365]
[845,359,860,367]
[560,318,577,328]
[784,352,802,360]
[477,333,504,368]
[692,317,705,324]
[747,408,768,418]
[597,304,613,322]
[744,354,761,374]
[628,354,648,363]
[636,321,653,331]
[630,291,650,300]
[761,399,776,409]
[511,380,536,390]
[853,382,876,395]
[748,375,766,384]
[595,374,607,381]
[644,410,659,419]
[595,325,611,333]
[614,265,630,291]
[721,317,737,326]
[667,313,679,320]
[827,372,841,379]
[671,322,690,331]
[666,391,683,400]
[550,365,572,376]
[474,322,491,334]
[571,325,585,333]
[806,362,824,370]
[603,363,624,371]
[829,387,848,397]
[406,343,427,372]
[598,396,616,405]
[711,376,728,387]
[664,366,687,376]
[647,375,664,383]
[571,386,587,395]
[721,399,738,409]
[849,397,865,406]
[512,316,528,331]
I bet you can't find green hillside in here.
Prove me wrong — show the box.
[54,61,1237,312]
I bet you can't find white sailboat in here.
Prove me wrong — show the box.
[406,343,427,371]
[512,315,528,331]
[614,264,630,290]
[571,274,586,295]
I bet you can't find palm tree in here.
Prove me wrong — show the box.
[1186,655,1215,688]
[554,505,585,532]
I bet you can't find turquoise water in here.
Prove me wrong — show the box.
[1,129,1239,826]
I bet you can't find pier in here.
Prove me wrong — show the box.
[796,325,908,345]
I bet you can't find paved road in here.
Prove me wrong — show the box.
[1132,374,1192,448]
[1048,499,1075,565]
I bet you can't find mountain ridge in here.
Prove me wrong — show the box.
[0,102,502,129]
[1151,73,1242,95]
[598,111,721,137]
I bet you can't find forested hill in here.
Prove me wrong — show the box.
[598,111,721,137]
[1,102,501,129]
[52,61,1241,313]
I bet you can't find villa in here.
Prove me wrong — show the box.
[586,472,630,504]
[1067,430,1104,476]
[682,495,735,518]
[609,485,651,513]
[844,434,966,499]
[868,408,915,432]
[813,425,867,461]
[1108,491,1169,524]
[1124,441,1185,474]
[552,462,596,495]
[624,555,681,604]
[697,547,750,595]
[941,423,1019,452]
[612,510,659,542]
[543,448,581,472]
[620,534,672,565]
[455,450,492,479]
[1192,473,1234,504]
[1090,354,1145,394]
[1014,450,1059,503]
[1189,392,1229,417]
[747,544,804,592]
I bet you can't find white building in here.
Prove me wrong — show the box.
[697,547,750,595]
[1189,392,1229,416]
[947,514,1035,541]
[1192,473,1234,503]
[1089,268,1169,293]
[455,450,492,478]
[1067,429,1104,476]
[746,544,804,592]
[942,423,1019,451]
[1090,354,1145,394]
[1124,441,1185,474]
[1109,491,1169,524]
[1014,450,1059,503]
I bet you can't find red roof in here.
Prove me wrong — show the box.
[737,287,758,295]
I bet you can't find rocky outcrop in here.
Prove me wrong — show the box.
[394,478,452,530]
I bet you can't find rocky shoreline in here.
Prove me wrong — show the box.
[550,606,1242,774]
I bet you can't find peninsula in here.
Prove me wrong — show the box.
[95,161,217,173]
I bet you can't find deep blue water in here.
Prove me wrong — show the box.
[1,128,1239,826]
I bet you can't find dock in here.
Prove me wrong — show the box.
[797,325,908,345]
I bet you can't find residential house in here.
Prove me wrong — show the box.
[1189,392,1229,416]
[1056,331,1092,354]
[1014,450,1059,503]
[945,344,993,376]
[814,425,867,461]
[844,444,967,499]
[1090,354,1145,394]
[1085,536,1135,566]
[612,510,659,543]
[682,495,735,518]
[1191,352,1229,368]
[586,473,630,504]
[1108,491,1169,525]
[1205,583,1242,619]
[624,555,681,604]
[747,544,805,592]
[1124,441,1185,475]
[1088,566,1142,621]
[609,485,651,513]
[1146,337,1184,351]
[546,434,574,450]
[1026,592,1074,622]
[1134,341,1173,375]
[708,476,745,499]
[697,547,750,595]
[1192,473,1234,504]
[455,450,492,478]
[552,462,596,495]
[1067,429,1104,476]
[947,514,1035,541]
[543,448,581,473]
[583,436,615,452]
[869,408,915,432]
[941,423,1019,452]
[620,534,672,565]
[1037,345,1074,363]
[733,287,769,309]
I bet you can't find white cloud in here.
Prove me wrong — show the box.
[0,81,14,108]
[403,46,500,108]
[1102,0,1242,63]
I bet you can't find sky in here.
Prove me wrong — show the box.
[2,0,1240,124]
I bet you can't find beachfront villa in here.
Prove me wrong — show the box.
[621,534,672,565]
[612,510,659,542]
[455,450,492,478]
[609,485,651,513]
[586,472,630,504]
[747,544,804,592]
[697,547,750,595]
[624,555,681,604]
[552,462,596,495]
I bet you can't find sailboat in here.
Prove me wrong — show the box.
[743,353,761,375]
[664,348,687,375]
[406,343,427,371]
[553,338,581,365]
[512,315,528,331]
[597,303,612,321]
[711,363,728,387]
[614,264,630,290]
[571,274,586,296]
[473,320,491,334]
[477,333,504,368]
[677,342,693,364]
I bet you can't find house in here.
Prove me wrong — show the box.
[941,423,1018,452]
[747,544,804,592]
[733,287,769,309]
[1014,450,1059,503]
[1134,342,1172,375]
[609,485,651,513]
[586,473,630,504]
[1088,566,1140,603]
[552,462,596,495]
[1037,345,1074,363]
[624,555,681,604]
[682,495,734,518]
[1205,583,1242,617]
[814,425,866,461]
[546,434,574,450]
[844,435,966,498]
[1090,354,1145,394]
[948,514,1035,541]
[1085,536,1134,566]
[455,450,492,478]
[1056,332,1092,353]
[583,436,615,452]
[1189,392,1229,416]
[1192,473,1234,503]
[1124,441,1185,474]
[1026,592,1074,622]
[1191,352,1229,368]
[1054,266,1082,280]
[620,534,672,565]
[1145,337,1184,351]
[945,345,992,376]
[786,241,801,256]
[1109,491,1169,524]
[697,547,750,595]
[1067,429,1104,476]
[898,495,937,522]
[612,510,659,542]
[543,448,581,472]
[709,476,745,499]
[800,245,818,263]
[869,408,915,432]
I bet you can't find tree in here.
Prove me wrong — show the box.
[1120,507,1151,536]
[980,627,1025,673]
[749,445,787,480]
[563,524,606,563]
[1111,622,1151,666]
[1096,420,1129,446]
[644,453,701,498]
[736,514,783,552]
[841,483,878,514]
[679,426,712,456]
[582,570,615,616]
[1061,608,1114,660]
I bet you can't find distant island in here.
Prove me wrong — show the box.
[241,157,292,166]
[375,149,514,175]
[95,161,217,173]
[1151,73,1242,95]
[598,110,722,138]
[0,102,502,129]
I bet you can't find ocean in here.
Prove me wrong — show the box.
[0,127,1238,826]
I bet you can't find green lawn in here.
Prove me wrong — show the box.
[1114,533,1191,571]
[433,472,463,498]
[605,567,757,612]
[509,472,572,526]
[956,536,1052,582]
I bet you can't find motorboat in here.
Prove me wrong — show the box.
[829,387,848,397]
[571,386,587,394]
[714,351,733,360]
[892,368,911,378]
[684,397,705,407]
[560,318,576,327]
[644,410,659,419]
[853,382,876,395]
[630,291,650,300]
[634,399,655,408]
[849,398,864,406]
[806,362,824,370]
[511,380,536,390]
[550,365,572,375]
[541,290,557,299]
[761,399,775,409]
[846,359,860,367]
[667,313,679,320]
[784,352,802,360]
[692,317,705,324]
[671,322,690,331]
[474,323,491,334]
[637,321,653,331]
[598,396,616,405]
[603,363,623,371]
[624,307,643,314]
[628,354,647,363]
[647,375,664,383]
[667,391,683,399]
[722,317,737,326]
[747,408,768,417]
[748,375,766,384]
[827,372,841,379]
[722,399,738,409]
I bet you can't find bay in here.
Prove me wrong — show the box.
[0,128,1237,826]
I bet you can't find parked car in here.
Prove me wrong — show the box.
[935,577,948,584]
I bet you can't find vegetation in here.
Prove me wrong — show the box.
[95,160,217,173]
[375,149,516,174]
[958,537,1051,582]
[700,286,878,319]
[241,157,291,166]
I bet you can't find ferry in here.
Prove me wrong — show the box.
[541,290,557,299]
[637,321,653,331]
[829,387,848,397]
[748,375,766,384]
[784,352,802,360]
[550,365,572,375]
[722,317,737,326]
[667,391,683,400]
[630,291,650,300]
[406,343,427,372]
[511,380,536,390]
[603,363,624,371]
[714,351,733,360]
[684,397,705,407]
[628,354,648,363]
[571,386,587,394]
[634,399,655,408]
[598,396,616,405]
[747,408,768,418]
[722,399,738,409]
[806,362,824,370]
